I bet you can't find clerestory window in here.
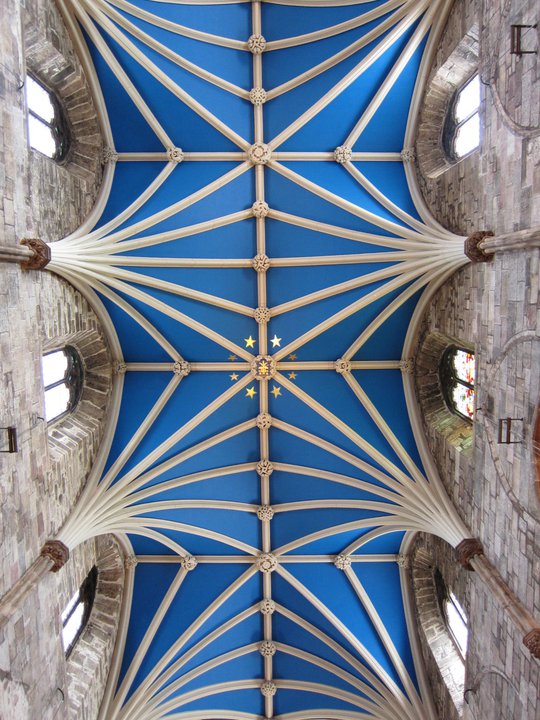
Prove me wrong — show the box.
[444,73,480,160]
[61,566,98,656]
[41,347,83,422]
[440,346,475,421]
[26,74,70,162]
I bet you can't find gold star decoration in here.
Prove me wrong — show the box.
[270,334,282,348]
[228,354,237,361]
[230,373,239,381]
[270,385,282,398]
[288,372,297,380]
[244,335,256,349]
[246,386,257,399]
[288,353,297,360]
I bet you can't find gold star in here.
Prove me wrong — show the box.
[270,334,282,348]
[289,353,297,360]
[288,372,297,380]
[244,335,256,349]
[230,373,239,381]
[271,385,282,398]
[246,386,257,399]
[228,354,237,361]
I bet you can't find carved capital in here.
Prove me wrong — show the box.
[40,540,70,573]
[167,147,184,163]
[400,147,416,163]
[248,143,271,165]
[256,413,272,430]
[256,459,274,477]
[334,145,352,164]
[173,360,191,377]
[113,361,127,375]
[181,555,198,571]
[399,358,415,374]
[102,146,118,164]
[254,306,271,324]
[523,629,540,659]
[260,598,276,615]
[456,537,484,570]
[335,358,351,374]
[464,231,494,263]
[257,505,274,521]
[124,555,138,570]
[396,553,410,568]
[252,200,269,218]
[252,253,271,272]
[259,640,277,657]
[334,554,352,570]
[257,553,278,573]
[248,34,266,54]
[249,87,267,106]
[251,355,276,380]
[20,238,51,270]
[260,681,276,697]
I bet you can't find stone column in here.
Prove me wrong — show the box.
[0,540,69,631]
[456,538,540,659]
[0,239,50,269]
[0,244,33,264]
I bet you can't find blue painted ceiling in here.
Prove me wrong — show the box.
[51,1,462,717]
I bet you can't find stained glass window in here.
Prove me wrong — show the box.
[440,347,475,420]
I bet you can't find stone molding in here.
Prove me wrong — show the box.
[523,629,540,659]
[248,143,271,165]
[249,87,267,105]
[251,355,277,380]
[247,34,266,54]
[180,555,198,571]
[20,238,51,270]
[260,598,276,615]
[40,539,70,572]
[260,681,276,697]
[414,24,480,180]
[413,330,474,455]
[166,147,184,163]
[464,231,495,263]
[252,253,271,272]
[252,200,269,218]
[259,641,277,657]
[173,360,191,377]
[65,536,125,720]
[256,413,273,429]
[334,554,352,570]
[455,537,484,571]
[335,358,351,374]
[257,553,278,573]
[257,505,274,521]
[256,459,274,477]
[334,146,352,164]
[254,306,271,324]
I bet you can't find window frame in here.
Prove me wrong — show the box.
[26,73,71,163]
[434,568,468,661]
[42,346,84,423]
[62,566,98,657]
[439,345,475,422]
[443,72,480,161]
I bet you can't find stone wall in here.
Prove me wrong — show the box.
[0,0,119,717]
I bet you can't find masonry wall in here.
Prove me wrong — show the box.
[410,0,540,717]
[0,0,119,716]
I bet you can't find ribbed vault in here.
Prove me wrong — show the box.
[46,1,473,718]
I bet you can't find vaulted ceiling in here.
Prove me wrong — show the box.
[48,0,471,717]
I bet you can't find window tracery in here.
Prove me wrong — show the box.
[440,347,475,420]
[26,74,70,162]
[41,346,83,422]
[444,74,481,160]
[61,566,98,657]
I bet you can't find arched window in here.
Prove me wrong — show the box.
[440,346,475,420]
[434,568,469,659]
[26,74,70,162]
[444,73,480,160]
[41,346,83,422]
[61,566,98,656]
